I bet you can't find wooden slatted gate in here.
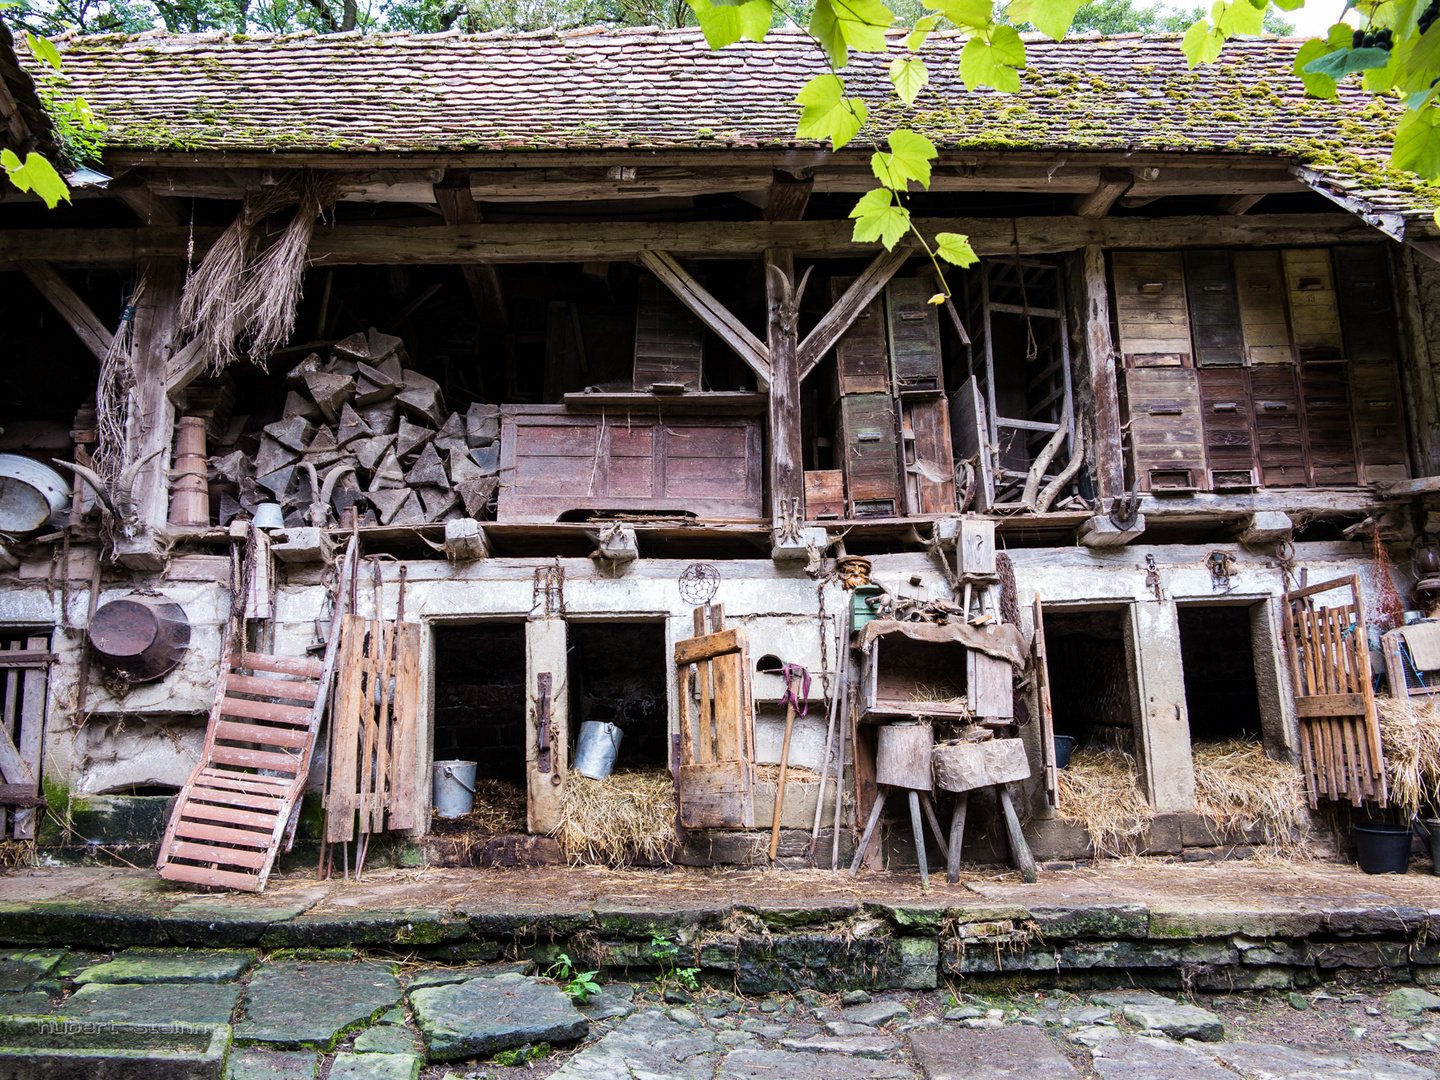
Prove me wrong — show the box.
[675,608,756,829]
[1282,575,1388,808]
[0,638,51,840]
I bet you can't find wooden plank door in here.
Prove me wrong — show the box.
[634,273,704,392]
[1300,365,1358,486]
[1282,249,1343,363]
[1197,367,1256,490]
[1233,250,1296,366]
[1111,251,1192,368]
[526,618,568,834]
[1282,575,1387,808]
[1032,597,1058,808]
[885,277,943,392]
[1119,367,1206,491]
[675,611,755,829]
[901,396,956,515]
[1183,250,1245,367]
[830,276,890,396]
[1251,365,1307,487]
[838,393,901,517]
[949,375,994,511]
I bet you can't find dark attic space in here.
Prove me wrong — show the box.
[1041,609,1138,755]
[432,623,527,783]
[568,622,669,769]
[1178,605,1263,743]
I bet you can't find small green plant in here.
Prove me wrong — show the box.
[493,1042,550,1066]
[649,934,701,993]
[546,953,602,1005]
[674,965,701,993]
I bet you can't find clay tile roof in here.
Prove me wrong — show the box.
[31,26,1427,234]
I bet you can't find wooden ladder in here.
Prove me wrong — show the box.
[156,648,334,892]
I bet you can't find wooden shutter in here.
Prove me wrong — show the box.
[1251,366,1307,487]
[675,611,755,829]
[1350,361,1409,482]
[634,273,704,391]
[901,396,956,515]
[1234,250,1295,365]
[838,394,901,516]
[1300,365,1358,485]
[885,278,943,391]
[1283,575,1387,808]
[1335,245,1400,366]
[1112,252,1192,367]
[831,276,890,395]
[1198,367,1255,490]
[949,375,995,512]
[1032,597,1058,809]
[1120,367,1205,491]
[1282,249,1343,363]
[1183,250,1245,367]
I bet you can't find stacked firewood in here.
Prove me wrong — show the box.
[210,328,499,529]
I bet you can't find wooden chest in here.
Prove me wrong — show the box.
[1120,367,1205,491]
[885,278,943,391]
[1198,367,1255,489]
[633,274,704,391]
[804,470,846,520]
[1233,251,1295,365]
[830,276,890,395]
[837,394,901,517]
[497,406,763,523]
[1112,252,1192,367]
[1250,365,1307,488]
[1184,250,1245,367]
[1299,365,1358,486]
[1282,249,1343,363]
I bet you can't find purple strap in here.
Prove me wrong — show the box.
[780,663,811,716]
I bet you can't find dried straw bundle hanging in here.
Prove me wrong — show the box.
[93,275,144,483]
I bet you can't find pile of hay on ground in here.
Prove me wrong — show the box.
[1376,693,1440,819]
[1190,739,1308,853]
[1055,746,1153,857]
[554,768,676,867]
[430,778,527,837]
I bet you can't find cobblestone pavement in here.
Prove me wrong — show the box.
[4,944,1440,1079]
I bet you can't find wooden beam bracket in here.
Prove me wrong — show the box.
[20,261,113,363]
[639,249,772,388]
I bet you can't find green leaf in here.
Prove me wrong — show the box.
[872,128,936,189]
[1009,0,1083,40]
[1398,23,1440,90]
[850,188,912,249]
[935,231,979,267]
[889,56,929,104]
[830,0,894,51]
[1303,45,1392,77]
[907,13,941,50]
[1216,0,1263,36]
[25,32,61,71]
[1,149,70,208]
[926,0,992,29]
[1182,19,1225,66]
[1294,37,1340,97]
[808,0,849,66]
[959,24,1026,92]
[1326,21,1356,47]
[688,0,773,46]
[795,74,869,150]
[1396,105,1440,179]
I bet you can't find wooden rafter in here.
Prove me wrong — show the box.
[763,170,813,222]
[433,168,508,332]
[1217,193,1265,215]
[797,245,913,381]
[638,249,772,389]
[20,261,112,362]
[1071,168,1133,218]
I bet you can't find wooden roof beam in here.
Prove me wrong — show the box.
[1217,193,1265,215]
[1071,168,1134,219]
[433,168,508,332]
[763,170,813,222]
[109,173,183,226]
[797,244,913,381]
[638,249,771,389]
[20,261,112,362]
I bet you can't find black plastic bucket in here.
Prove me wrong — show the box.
[1054,736,1078,770]
[1352,823,1412,874]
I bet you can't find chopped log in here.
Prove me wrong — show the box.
[238,475,264,512]
[210,450,252,485]
[366,487,411,523]
[305,426,338,456]
[434,412,467,455]
[448,446,484,482]
[358,402,400,436]
[330,469,366,516]
[332,332,370,363]
[418,485,460,521]
[263,416,315,453]
[303,372,356,425]
[397,369,445,426]
[255,434,300,478]
[336,403,372,446]
[218,492,243,525]
[367,449,406,491]
[372,353,404,384]
[466,402,500,447]
[456,476,499,518]
[395,418,434,461]
[325,357,360,379]
[285,353,324,389]
[368,328,407,361]
[354,375,394,408]
[470,444,500,476]
[352,434,396,475]
[256,465,297,501]
[283,390,321,421]
[405,443,450,489]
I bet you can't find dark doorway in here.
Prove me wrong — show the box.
[1043,609,1138,753]
[568,622,669,768]
[432,623,527,782]
[1178,606,1263,742]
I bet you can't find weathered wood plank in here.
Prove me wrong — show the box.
[798,244,912,381]
[674,628,743,666]
[639,250,771,387]
[1079,245,1125,499]
[20,261,112,362]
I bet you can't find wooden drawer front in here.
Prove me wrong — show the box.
[1198,367,1254,481]
[1300,366,1358,485]
[804,470,846,519]
[1113,252,1192,367]
[634,274,704,391]
[1121,368,1205,489]
[498,407,763,522]
[1282,249,1343,362]
[831,276,891,396]
[1335,245,1400,365]
[1250,366,1306,487]
[1233,250,1294,364]
[901,396,956,515]
[886,278,943,391]
[1184,250,1245,367]
[840,394,901,514]
[1350,361,1409,479]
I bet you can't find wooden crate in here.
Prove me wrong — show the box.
[1350,361,1410,482]
[1335,244,1400,366]
[804,470,846,520]
[1112,251,1192,368]
[886,278,943,391]
[1120,367,1205,491]
[1282,249,1343,363]
[837,394,901,517]
[1251,365,1308,488]
[1233,250,1295,365]
[859,633,1010,721]
[1300,365,1359,486]
[497,406,763,522]
[1183,250,1245,367]
[634,273,704,391]
[1198,367,1256,490]
[900,395,955,515]
[830,276,890,396]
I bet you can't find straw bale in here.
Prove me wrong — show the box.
[1376,693,1440,819]
[554,767,677,867]
[1191,739,1308,853]
[1054,746,1153,857]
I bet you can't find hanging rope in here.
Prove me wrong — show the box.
[1011,219,1039,361]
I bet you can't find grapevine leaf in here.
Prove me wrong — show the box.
[872,128,936,189]
[929,293,947,304]
[907,13,941,50]
[1303,45,1393,77]
[25,32,61,71]
[959,24,1025,92]
[1,149,70,208]
[1182,20,1225,66]
[795,74,869,150]
[850,188,912,249]
[1411,86,1439,109]
[1294,37,1340,97]
[926,0,992,29]
[935,231,979,267]
[1272,0,1304,9]
[829,0,893,53]
[1009,0,1083,40]
[1394,104,1440,179]
[809,0,850,67]
[1398,22,1440,90]
[890,56,929,103]
[688,0,772,46]
[1216,0,1263,36]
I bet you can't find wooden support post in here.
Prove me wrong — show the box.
[763,170,813,222]
[1071,168,1133,218]
[765,247,804,535]
[797,244,911,380]
[433,169,508,333]
[1080,245,1126,500]
[1217,193,1265,215]
[525,618,567,835]
[946,791,968,884]
[110,177,183,227]
[20,261,112,363]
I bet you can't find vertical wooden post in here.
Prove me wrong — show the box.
[526,618,568,835]
[1080,245,1125,500]
[1394,246,1440,477]
[765,247,804,533]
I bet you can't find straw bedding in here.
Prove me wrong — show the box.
[430,778,527,838]
[554,768,677,867]
[1375,693,1440,819]
[1055,746,1154,857]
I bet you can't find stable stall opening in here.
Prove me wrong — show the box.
[1042,609,1139,754]
[1177,605,1263,743]
[568,622,669,768]
[432,623,528,783]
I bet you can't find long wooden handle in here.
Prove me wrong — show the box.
[769,678,799,861]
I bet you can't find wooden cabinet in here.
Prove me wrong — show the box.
[1234,251,1294,365]
[885,278,943,392]
[1250,365,1307,488]
[1282,249,1343,363]
[1350,361,1409,482]
[1300,365,1358,485]
[830,276,890,396]
[1120,367,1205,491]
[838,394,901,517]
[1184,250,1245,367]
[1112,252,1191,367]
[1198,367,1255,489]
[1335,245,1400,366]
[633,274,704,391]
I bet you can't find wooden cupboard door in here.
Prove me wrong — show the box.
[831,276,891,396]
[1282,249,1343,363]
[1233,250,1295,365]
[1335,245,1400,366]
[1031,597,1057,809]
[839,394,901,516]
[1350,361,1410,482]
[1183,250,1245,367]
[1198,367,1255,489]
[1250,365,1307,488]
[885,278,943,391]
[901,396,956,515]
[1120,367,1205,490]
[634,273,704,391]
[1301,365,1359,485]
[1112,252,1192,367]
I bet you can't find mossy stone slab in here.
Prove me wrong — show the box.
[328,1053,421,1080]
[410,973,588,1062]
[78,948,258,985]
[235,961,402,1051]
[57,981,241,1024]
[0,949,65,992]
[353,1025,420,1054]
[0,992,52,1015]
[226,1048,319,1079]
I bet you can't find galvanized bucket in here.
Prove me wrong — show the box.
[432,760,477,818]
[574,721,623,780]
